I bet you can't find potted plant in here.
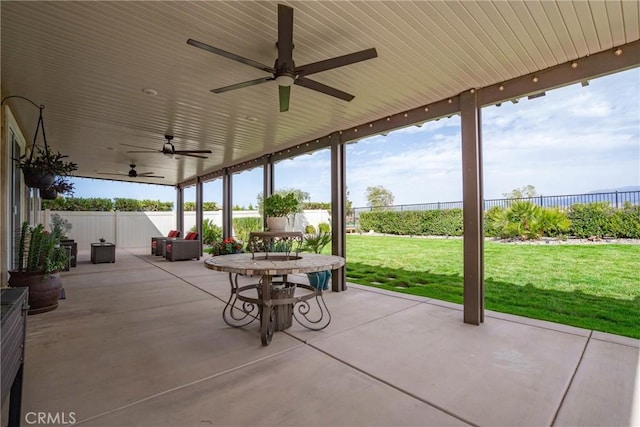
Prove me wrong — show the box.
[301,225,333,290]
[8,222,68,314]
[15,147,78,189]
[40,176,75,200]
[207,237,244,256]
[51,213,77,268]
[264,192,300,231]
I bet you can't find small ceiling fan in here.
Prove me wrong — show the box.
[124,134,212,159]
[187,4,377,112]
[98,164,164,179]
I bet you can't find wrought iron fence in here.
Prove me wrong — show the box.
[349,190,640,226]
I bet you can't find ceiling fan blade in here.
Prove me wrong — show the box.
[121,143,154,149]
[296,48,378,77]
[187,38,274,74]
[178,153,209,159]
[295,77,355,102]
[279,85,291,112]
[141,175,165,179]
[126,150,160,154]
[97,172,127,176]
[173,150,212,154]
[277,4,294,68]
[211,77,274,94]
[136,172,157,176]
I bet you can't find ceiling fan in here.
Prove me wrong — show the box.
[98,164,164,179]
[124,134,212,159]
[187,4,377,112]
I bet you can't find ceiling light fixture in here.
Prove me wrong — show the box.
[142,88,158,96]
[275,74,295,87]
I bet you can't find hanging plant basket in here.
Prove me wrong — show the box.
[3,96,78,187]
[24,166,55,189]
[39,186,58,200]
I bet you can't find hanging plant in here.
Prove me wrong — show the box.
[39,176,75,200]
[2,95,78,188]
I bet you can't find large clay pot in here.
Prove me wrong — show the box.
[8,270,62,314]
[22,167,55,189]
[266,216,288,231]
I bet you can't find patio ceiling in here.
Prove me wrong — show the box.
[2,1,638,186]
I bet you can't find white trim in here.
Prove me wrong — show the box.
[3,105,27,279]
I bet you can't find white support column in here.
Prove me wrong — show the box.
[460,89,484,325]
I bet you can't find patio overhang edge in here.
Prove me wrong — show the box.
[179,40,640,187]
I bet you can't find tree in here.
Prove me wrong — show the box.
[365,185,394,208]
[502,185,539,199]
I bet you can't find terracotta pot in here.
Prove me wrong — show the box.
[266,216,288,231]
[22,167,55,189]
[8,270,62,314]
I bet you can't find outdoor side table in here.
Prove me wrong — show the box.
[205,253,345,346]
[91,243,116,264]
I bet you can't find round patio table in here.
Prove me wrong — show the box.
[205,253,345,345]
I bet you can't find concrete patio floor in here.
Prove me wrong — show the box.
[3,248,638,427]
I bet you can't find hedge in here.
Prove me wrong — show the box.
[42,197,173,211]
[568,202,640,238]
[359,209,463,236]
[359,203,639,239]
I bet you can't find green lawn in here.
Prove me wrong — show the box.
[344,235,640,338]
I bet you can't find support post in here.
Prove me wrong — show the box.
[196,177,204,256]
[176,186,184,236]
[263,155,273,229]
[330,134,346,292]
[222,168,233,239]
[460,89,484,325]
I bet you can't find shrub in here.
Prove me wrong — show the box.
[184,202,220,211]
[113,198,172,212]
[484,206,507,237]
[42,197,114,211]
[568,202,612,238]
[359,209,463,236]
[190,219,222,245]
[422,209,463,236]
[612,203,640,238]
[232,217,262,242]
[537,208,571,237]
[318,222,331,233]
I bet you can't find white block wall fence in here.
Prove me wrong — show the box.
[40,210,331,249]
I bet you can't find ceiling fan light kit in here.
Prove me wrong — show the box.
[187,4,377,112]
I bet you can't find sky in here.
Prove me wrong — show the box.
[71,67,640,209]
